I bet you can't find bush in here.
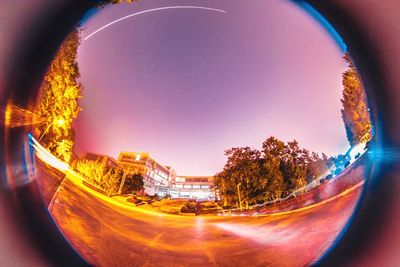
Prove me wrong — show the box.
[180,202,197,213]
[135,199,144,205]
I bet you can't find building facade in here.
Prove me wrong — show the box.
[118,152,174,195]
[78,152,217,198]
[169,176,215,200]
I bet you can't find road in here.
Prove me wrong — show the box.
[40,164,363,267]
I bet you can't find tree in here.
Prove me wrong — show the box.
[74,159,126,195]
[341,53,372,146]
[34,29,82,163]
[75,159,106,185]
[214,147,265,208]
[215,136,330,208]
[262,137,309,196]
[262,137,286,200]
[237,150,265,209]
[101,168,124,195]
[122,173,144,194]
[280,141,308,195]
[214,166,236,207]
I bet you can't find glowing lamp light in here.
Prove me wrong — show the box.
[29,134,69,173]
[57,118,65,126]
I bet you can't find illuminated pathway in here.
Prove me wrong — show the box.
[39,162,364,266]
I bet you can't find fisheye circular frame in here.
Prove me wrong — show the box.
[0,0,399,266]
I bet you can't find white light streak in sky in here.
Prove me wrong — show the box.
[84,6,227,41]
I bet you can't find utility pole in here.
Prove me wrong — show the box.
[237,182,242,211]
[118,169,128,195]
[37,122,53,143]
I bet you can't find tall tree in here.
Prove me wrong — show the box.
[75,159,127,195]
[280,141,308,194]
[341,53,372,146]
[262,137,286,200]
[215,147,264,208]
[34,29,82,163]
[215,137,330,208]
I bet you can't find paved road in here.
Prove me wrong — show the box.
[43,166,363,267]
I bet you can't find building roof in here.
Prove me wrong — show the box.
[82,152,119,166]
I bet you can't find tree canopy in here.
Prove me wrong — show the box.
[74,159,144,195]
[341,53,372,146]
[122,173,144,194]
[34,29,82,163]
[214,136,328,208]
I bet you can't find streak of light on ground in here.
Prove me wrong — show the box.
[30,134,364,265]
[39,163,362,266]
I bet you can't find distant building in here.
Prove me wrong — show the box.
[81,151,215,199]
[118,152,173,195]
[170,176,215,200]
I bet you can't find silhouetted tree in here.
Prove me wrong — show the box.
[215,147,264,208]
[215,136,329,208]
[122,173,144,194]
[262,137,286,200]
[280,141,308,195]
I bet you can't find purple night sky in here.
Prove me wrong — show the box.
[74,0,349,176]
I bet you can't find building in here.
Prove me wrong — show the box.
[169,176,215,200]
[165,166,177,185]
[81,152,119,169]
[118,152,174,195]
[116,151,216,199]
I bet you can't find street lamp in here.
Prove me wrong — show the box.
[57,118,64,126]
[237,182,242,211]
[37,116,65,143]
